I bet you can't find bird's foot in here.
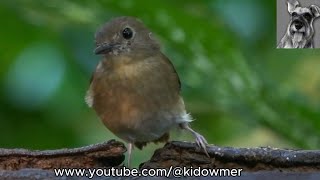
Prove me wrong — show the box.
[194,132,210,157]
[179,122,210,158]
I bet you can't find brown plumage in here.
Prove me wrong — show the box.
[86,16,208,167]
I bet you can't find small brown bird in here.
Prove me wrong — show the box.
[86,16,208,166]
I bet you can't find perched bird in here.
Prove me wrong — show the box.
[86,16,208,167]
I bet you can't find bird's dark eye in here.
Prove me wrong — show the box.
[122,27,133,39]
[304,13,312,21]
[292,12,298,17]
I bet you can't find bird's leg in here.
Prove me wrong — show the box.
[127,143,133,168]
[180,122,210,157]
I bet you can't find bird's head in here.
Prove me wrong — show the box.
[94,16,160,56]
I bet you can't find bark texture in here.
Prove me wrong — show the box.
[0,140,125,170]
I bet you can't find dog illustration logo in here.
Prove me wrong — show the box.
[277,0,320,48]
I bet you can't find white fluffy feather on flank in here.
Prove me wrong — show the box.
[85,88,94,108]
[179,112,193,123]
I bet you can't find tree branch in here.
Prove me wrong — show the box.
[0,140,126,170]
[1,140,320,179]
[141,141,320,171]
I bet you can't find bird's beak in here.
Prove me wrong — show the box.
[94,43,115,55]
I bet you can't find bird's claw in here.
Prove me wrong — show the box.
[195,133,210,157]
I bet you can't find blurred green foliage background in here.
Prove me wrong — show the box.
[1,0,320,167]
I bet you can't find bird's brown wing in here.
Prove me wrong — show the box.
[134,53,180,150]
[160,52,181,92]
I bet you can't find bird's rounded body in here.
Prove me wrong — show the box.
[86,52,191,145]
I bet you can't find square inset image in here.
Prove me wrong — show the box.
[277,0,320,48]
